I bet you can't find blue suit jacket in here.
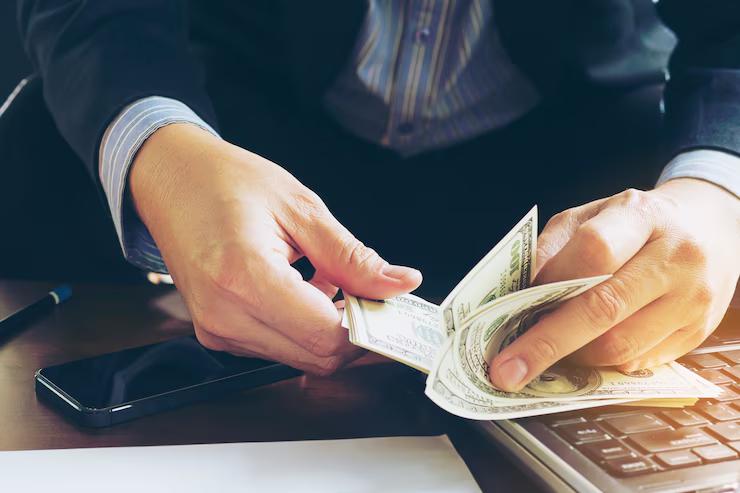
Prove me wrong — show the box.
[17,0,740,190]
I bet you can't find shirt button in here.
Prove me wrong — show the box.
[415,27,432,44]
[397,122,415,135]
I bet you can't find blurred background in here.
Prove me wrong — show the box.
[1,2,31,100]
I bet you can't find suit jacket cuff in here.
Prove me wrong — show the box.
[657,149,740,198]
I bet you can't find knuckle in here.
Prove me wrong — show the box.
[691,281,715,306]
[291,187,328,223]
[617,188,646,206]
[615,188,655,213]
[314,355,343,376]
[529,336,560,364]
[597,332,640,365]
[615,188,665,221]
[576,223,616,273]
[669,236,708,268]
[338,236,382,273]
[579,282,626,328]
[544,210,571,231]
[306,328,346,357]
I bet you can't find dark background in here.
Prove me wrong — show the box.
[1,3,31,100]
[0,1,667,288]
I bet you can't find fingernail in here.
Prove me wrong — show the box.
[494,357,528,391]
[382,264,421,282]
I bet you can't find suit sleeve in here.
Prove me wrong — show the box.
[657,0,740,159]
[17,0,219,180]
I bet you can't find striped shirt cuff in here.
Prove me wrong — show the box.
[99,96,219,272]
[657,150,740,198]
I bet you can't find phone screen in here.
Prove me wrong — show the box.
[39,336,276,409]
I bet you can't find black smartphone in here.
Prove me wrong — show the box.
[35,335,302,427]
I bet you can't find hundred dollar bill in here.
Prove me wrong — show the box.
[344,286,719,414]
[344,294,445,373]
[424,338,636,420]
[453,276,608,401]
[341,205,721,420]
[618,398,698,408]
[340,306,350,331]
[453,278,721,402]
[342,208,538,373]
[440,206,537,335]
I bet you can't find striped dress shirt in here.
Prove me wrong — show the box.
[323,0,539,155]
[99,0,740,274]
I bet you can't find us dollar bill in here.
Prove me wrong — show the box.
[456,278,719,402]
[453,276,610,402]
[424,338,719,420]
[440,206,537,335]
[424,338,636,420]
[341,206,721,419]
[343,279,718,415]
[344,294,445,373]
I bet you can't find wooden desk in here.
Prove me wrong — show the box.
[0,281,537,492]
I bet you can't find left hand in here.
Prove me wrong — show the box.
[488,178,740,392]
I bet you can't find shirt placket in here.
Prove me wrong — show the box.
[384,0,439,152]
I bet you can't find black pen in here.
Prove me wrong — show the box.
[0,285,72,338]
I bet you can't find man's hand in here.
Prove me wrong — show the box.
[130,124,422,375]
[489,179,740,392]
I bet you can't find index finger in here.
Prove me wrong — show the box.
[488,240,672,392]
[536,190,660,285]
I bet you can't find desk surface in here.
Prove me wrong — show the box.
[0,281,538,492]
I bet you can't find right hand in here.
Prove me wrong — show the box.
[130,124,422,375]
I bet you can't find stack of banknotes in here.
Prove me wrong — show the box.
[341,207,721,420]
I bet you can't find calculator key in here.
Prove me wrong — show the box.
[720,350,740,365]
[698,369,732,385]
[692,444,738,463]
[654,450,702,469]
[697,402,740,422]
[604,456,658,477]
[706,422,740,442]
[602,413,671,435]
[580,441,634,462]
[546,415,587,427]
[660,409,708,428]
[686,353,729,369]
[729,441,740,454]
[722,365,740,381]
[629,428,716,454]
[711,385,740,403]
[705,334,740,346]
[557,423,612,444]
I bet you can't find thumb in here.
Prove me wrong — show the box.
[288,202,422,299]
